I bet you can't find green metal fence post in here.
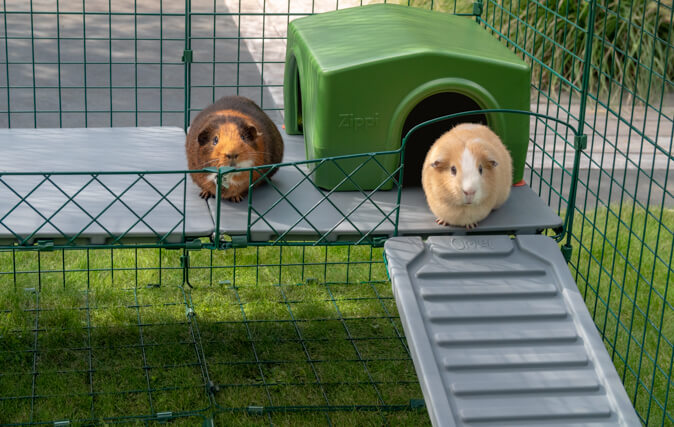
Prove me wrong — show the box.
[183,0,193,131]
[562,0,597,258]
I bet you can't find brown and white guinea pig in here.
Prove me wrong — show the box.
[185,96,284,202]
[421,123,513,229]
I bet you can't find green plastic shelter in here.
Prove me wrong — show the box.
[284,4,531,191]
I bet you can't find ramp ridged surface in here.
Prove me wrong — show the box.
[384,235,640,426]
[0,127,212,245]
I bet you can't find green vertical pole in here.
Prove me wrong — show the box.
[473,0,483,22]
[56,0,63,127]
[160,0,164,125]
[134,0,138,126]
[82,0,88,127]
[3,1,10,127]
[260,0,267,108]
[214,169,222,247]
[183,0,192,131]
[29,0,37,127]
[563,0,596,254]
[211,0,216,104]
[394,142,406,237]
[236,0,242,95]
[108,0,113,126]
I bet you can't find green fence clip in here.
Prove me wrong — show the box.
[180,254,189,269]
[574,134,587,151]
[409,399,426,409]
[561,244,573,263]
[37,240,54,251]
[181,49,193,63]
[230,235,248,248]
[218,166,235,176]
[186,239,202,249]
[202,418,215,427]
[53,421,69,426]
[207,380,220,394]
[382,254,392,281]
[24,287,36,294]
[247,405,264,416]
[156,412,172,422]
[472,1,483,15]
[186,307,196,318]
[372,236,387,247]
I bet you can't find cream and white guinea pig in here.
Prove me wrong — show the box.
[421,123,513,229]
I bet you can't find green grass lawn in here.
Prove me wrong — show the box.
[569,204,674,426]
[0,245,428,426]
[0,206,671,425]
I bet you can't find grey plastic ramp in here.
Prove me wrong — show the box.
[384,235,640,426]
[0,127,212,245]
[209,133,562,241]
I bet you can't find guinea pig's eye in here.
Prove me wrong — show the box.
[213,136,219,146]
[478,165,483,175]
[450,166,457,176]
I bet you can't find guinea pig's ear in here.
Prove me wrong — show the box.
[241,123,260,143]
[197,126,213,146]
[485,159,499,169]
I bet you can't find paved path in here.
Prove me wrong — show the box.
[1,0,671,206]
[526,92,673,207]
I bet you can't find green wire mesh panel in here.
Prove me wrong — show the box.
[0,127,214,250]
[0,0,187,128]
[1,0,673,425]
[0,245,429,425]
[189,245,428,424]
[0,0,461,129]
[185,0,294,125]
[476,0,673,425]
[0,171,195,248]
[0,248,211,425]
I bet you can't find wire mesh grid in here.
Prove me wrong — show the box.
[0,0,673,425]
[237,151,402,246]
[479,0,674,424]
[0,171,194,248]
[0,0,190,128]
[0,248,211,425]
[0,245,428,425]
[0,0,468,129]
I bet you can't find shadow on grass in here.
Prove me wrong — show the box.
[0,277,428,426]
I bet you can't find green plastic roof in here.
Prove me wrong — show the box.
[291,4,526,72]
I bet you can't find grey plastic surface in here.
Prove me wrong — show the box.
[0,127,212,245]
[209,134,562,241]
[384,235,640,427]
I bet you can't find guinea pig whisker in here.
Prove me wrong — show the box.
[199,159,219,168]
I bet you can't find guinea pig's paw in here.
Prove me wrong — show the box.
[228,194,245,203]
[435,218,450,227]
[465,222,478,230]
[199,189,214,199]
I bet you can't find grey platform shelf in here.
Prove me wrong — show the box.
[384,235,640,426]
[208,133,563,242]
[0,127,212,245]
[1,126,561,246]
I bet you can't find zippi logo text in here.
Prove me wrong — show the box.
[338,113,380,130]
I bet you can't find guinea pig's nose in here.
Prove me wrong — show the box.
[463,189,476,197]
